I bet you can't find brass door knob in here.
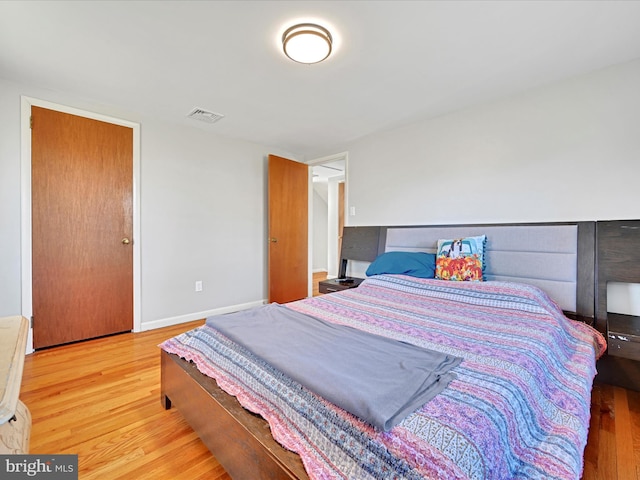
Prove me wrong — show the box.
[122,238,131,245]
[270,238,278,243]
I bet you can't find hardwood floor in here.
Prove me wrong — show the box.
[19,318,640,479]
[20,320,230,480]
[312,270,327,296]
[584,381,640,480]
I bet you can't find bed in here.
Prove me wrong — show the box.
[160,222,605,480]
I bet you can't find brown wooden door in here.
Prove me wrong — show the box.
[268,154,308,304]
[31,106,133,349]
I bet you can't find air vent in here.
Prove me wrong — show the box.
[187,108,225,124]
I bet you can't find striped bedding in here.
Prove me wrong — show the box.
[160,274,606,480]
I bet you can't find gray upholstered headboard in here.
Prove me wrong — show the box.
[341,222,595,319]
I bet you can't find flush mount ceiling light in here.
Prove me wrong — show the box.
[282,23,333,64]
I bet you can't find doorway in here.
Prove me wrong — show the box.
[309,153,347,280]
[20,97,141,352]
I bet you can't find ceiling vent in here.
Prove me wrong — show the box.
[187,108,225,124]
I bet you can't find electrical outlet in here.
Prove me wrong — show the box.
[195,281,203,292]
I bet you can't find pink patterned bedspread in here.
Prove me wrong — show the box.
[161,275,606,480]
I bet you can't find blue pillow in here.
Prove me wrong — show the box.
[366,251,436,279]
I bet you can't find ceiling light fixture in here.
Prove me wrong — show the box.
[282,23,333,64]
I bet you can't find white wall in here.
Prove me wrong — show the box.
[345,58,640,315]
[347,59,640,226]
[312,182,329,272]
[140,120,278,329]
[0,77,296,331]
[0,80,22,316]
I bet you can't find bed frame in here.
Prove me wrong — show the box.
[161,221,596,479]
[161,350,307,479]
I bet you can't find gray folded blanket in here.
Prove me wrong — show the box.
[206,303,461,431]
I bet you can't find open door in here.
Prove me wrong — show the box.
[268,154,308,303]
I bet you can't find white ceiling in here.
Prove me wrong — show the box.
[2,1,640,160]
[313,160,345,182]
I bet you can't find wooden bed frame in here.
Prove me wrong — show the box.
[161,221,597,479]
[161,350,307,479]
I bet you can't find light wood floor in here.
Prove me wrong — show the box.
[20,320,229,480]
[313,270,327,296]
[19,318,640,479]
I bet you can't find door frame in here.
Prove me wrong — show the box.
[307,151,349,283]
[20,96,142,353]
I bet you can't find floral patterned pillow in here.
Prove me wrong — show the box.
[435,235,486,281]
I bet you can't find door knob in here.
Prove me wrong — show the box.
[270,238,278,243]
[122,238,131,245]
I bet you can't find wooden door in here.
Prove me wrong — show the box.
[268,155,308,304]
[31,106,133,349]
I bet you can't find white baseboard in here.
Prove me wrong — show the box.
[139,299,266,332]
[24,299,267,353]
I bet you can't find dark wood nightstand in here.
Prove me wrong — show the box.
[318,277,364,294]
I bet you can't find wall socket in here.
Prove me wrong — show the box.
[195,280,203,292]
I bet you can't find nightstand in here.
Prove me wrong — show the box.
[318,277,364,294]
